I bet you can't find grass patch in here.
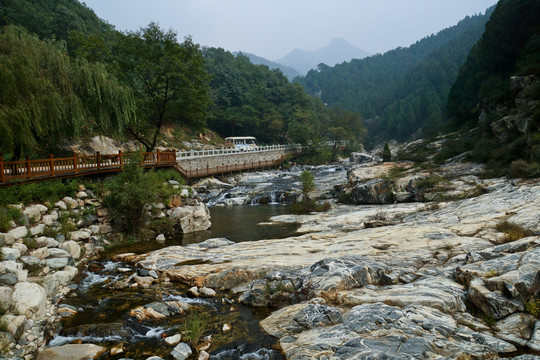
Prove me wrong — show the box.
[181,311,208,346]
[415,174,445,190]
[524,298,540,318]
[0,179,80,206]
[0,206,22,232]
[509,160,540,179]
[495,221,534,243]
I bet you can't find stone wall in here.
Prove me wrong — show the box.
[177,149,292,173]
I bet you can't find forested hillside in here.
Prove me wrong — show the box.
[296,8,494,144]
[438,0,540,177]
[447,0,540,125]
[0,0,365,162]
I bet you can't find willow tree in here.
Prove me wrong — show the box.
[114,22,211,151]
[0,25,135,159]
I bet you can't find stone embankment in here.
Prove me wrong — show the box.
[129,162,540,359]
[0,183,210,359]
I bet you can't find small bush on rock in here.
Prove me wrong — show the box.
[495,221,534,243]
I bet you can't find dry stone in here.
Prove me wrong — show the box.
[37,344,106,360]
[12,282,47,320]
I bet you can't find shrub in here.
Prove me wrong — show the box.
[102,162,161,233]
[0,206,22,232]
[509,160,540,179]
[149,217,175,236]
[495,221,534,243]
[182,312,208,346]
[337,191,354,204]
[299,170,315,199]
[289,199,330,215]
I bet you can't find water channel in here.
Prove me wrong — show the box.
[52,204,299,360]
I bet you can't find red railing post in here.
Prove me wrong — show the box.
[119,150,123,168]
[73,152,78,173]
[26,155,31,179]
[0,154,4,182]
[96,151,101,171]
[49,154,55,176]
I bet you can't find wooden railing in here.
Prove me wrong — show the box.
[176,144,300,159]
[0,150,176,186]
[175,157,284,178]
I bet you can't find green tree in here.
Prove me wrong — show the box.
[0,25,135,159]
[115,22,211,151]
[382,143,392,162]
[299,170,315,200]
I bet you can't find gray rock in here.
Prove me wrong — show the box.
[37,344,106,360]
[0,273,18,286]
[468,277,524,319]
[48,248,72,258]
[495,313,537,347]
[351,179,394,204]
[19,256,41,267]
[156,234,166,243]
[170,342,192,360]
[349,152,373,164]
[1,314,26,339]
[164,333,181,346]
[300,256,387,292]
[59,240,81,259]
[0,286,13,308]
[4,226,28,244]
[45,257,69,269]
[29,223,45,236]
[1,247,20,261]
[169,203,211,234]
[191,237,235,249]
[12,282,47,320]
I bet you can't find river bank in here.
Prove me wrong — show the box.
[1,158,539,359]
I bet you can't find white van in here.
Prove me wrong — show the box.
[224,136,258,151]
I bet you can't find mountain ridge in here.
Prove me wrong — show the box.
[277,37,370,75]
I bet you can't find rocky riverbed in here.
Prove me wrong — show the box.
[1,158,539,359]
[128,161,540,359]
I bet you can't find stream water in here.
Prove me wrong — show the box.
[51,167,347,359]
[52,205,297,360]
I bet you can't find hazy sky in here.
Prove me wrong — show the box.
[83,0,498,60]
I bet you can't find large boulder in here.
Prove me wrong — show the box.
[350,179,394,204]
[12,282,47,320]
[349,152,373,164]
[37,344,107,360]
[170,203,211,233]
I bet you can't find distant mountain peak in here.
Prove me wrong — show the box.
[277,38,370,75]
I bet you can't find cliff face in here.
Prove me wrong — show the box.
[484,75,539,143]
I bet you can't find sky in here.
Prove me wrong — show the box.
[83,0,498,61]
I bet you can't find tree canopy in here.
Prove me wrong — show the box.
[0,25,135,159]
[114,23,211,151]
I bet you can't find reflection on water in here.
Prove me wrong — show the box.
[185,205,298,244]
[107,204,299,255]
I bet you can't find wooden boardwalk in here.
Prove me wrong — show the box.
[0,145,296,187]
[0,151,176,187]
